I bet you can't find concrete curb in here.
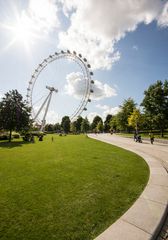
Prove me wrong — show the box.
[88,134,168,240]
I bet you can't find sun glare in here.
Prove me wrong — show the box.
[13,23,32,45]
[2,1,59,52]
[8,12,36,50]
[3,10,39,52]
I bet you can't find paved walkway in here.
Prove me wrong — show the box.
[88,134,168,240]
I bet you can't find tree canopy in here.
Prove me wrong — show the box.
[45,124,54,132]
[141,80,168,136]
[76,116,84,133]
[61,116,70,134]
[128,108,144,133]
[1,79,166,138]
[96,121,104,133]
[54,123,61,132]
[81,117,90,133]
[104,114,113,132]
[116,98,136,132]
[91,115,103,131]
[0,90,31,141]
[70,121,77,134]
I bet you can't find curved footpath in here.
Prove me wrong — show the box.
[88,134,168,240]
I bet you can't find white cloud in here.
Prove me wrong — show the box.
[86,112,100,123]
[58,0,167,70]
[96,104,109,110]
[0,93,3,100]
[58,0,79,17]
[33,106,60,124]
[64,72,117,100]
[58,30,120,70]
[28,0,60,33]
[2,0,60,48]
[96,104,120,118]
[92,80,117,100]
[46,110,61,123]
[158,2,168,27]
[86,104,120,122]
[64,72,86,98]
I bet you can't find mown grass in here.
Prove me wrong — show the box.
[0,135,149,240]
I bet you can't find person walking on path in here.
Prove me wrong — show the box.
[134,132,137,141]
[149,132,154,144]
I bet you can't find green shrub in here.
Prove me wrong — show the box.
[12,133,20,139]
[0,134,8,140]
[23,133,32,142]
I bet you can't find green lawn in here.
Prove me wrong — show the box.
[0,135,149,240]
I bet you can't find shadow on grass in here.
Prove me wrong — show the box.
[0,141,32,148]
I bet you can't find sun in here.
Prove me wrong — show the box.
[3,11,38,51]
[2,1,59,52]
[12,23,33,46]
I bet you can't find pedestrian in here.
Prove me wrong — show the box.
[134,132,137,141]
[51,136,54,142]
[149,132,154,144]
[137,134,142,143]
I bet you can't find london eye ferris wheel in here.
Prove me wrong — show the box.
[26,50,94,131]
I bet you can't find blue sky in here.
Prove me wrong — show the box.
[0,0,168,123]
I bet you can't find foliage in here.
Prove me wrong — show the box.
[54,123,61,132]
[114,98,136,132]
[141,80,168,137]
[91,115,103,131]
[70,121,77,134]
[44,124,54,132]
[128,108,144,132]
[12,132,20,139]
[96,121,104,133]
[61,116,70,134]
[0,90,31,141]
[0,133,9,140]
[109,116,116,131]
[81,117,90,133]
[104,114,113,132]
[22,133,33,142]
[76,116,84,133]
[0,135,149,240]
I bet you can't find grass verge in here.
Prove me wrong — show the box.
[0,135,149,240]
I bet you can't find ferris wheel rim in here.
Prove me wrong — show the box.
[26,50,94,125]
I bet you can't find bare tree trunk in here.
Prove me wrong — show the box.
[135,122,138,134]
[9,129,12,142]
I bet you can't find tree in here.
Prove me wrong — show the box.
[91,115,103,132]
[45,124,54,132]
[61,116,70,134]
[75,116,84,133]
[141,80,168,137]
[104,114,113,132]
[110,115,118,132]
[54,123,61,133]
[81,117,90,133]
[96,121,104,133]
[116,98,136,132]
[0,90,31,142]
[128,108,144,133]
[70,121,77,134]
